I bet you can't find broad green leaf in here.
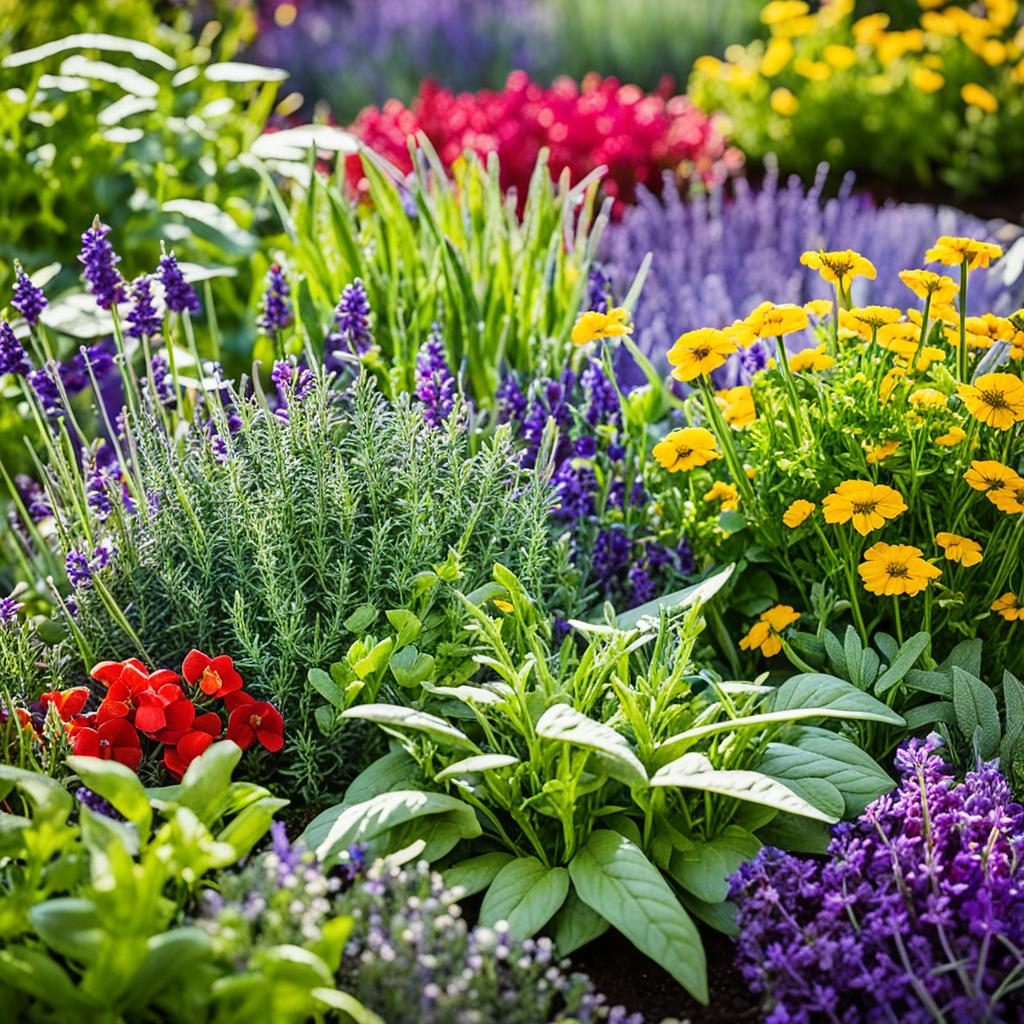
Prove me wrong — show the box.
[308,668,345,708]
[421,681,504,705]
[903,701,956,730]
[341,705,476,750]
[28,898,103,964]
[443,852,514,898]
[952,668,1000,759]
[388,646,436,689]
[0,949,84,1009]
[385,609,422,647]
[58,55,158,97]
[479,857,570,939]
[303,790,480,864]
[1004,670,1024,727]
[340,750,418,809]
[535,703,647,788]
[0,765,71,824]
[756,812,832,853]
[66,756,152,833]
[679,892,739,936]
[614,564,733,631]
[569,830,707,1003]
[162,199,259,257]
[757,732,894,816]
[651,752,837,822]
[217,796,289,859]
[250,125,359,162]
[343,605,377,633]
[668,826,760,903]
[941,638,982,678]
[904,669,954,697]
[874,632,930,694]
[312,987,387,1024]
[551,887,610,954]
[435,754,519,781]
[172,741,242,823]
[770,673,905,725]
[122,927,212,1005]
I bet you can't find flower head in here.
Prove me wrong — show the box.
[782,499,815,528]
[787,344,835,372]
[326,278,374,371]
[935,426,966,446]
[925,236,1003,269]
[715,385,756,428]
[71,718,142,770]
[987,474,1024,515]
[258,263,293,334]
[957,373,1024,430]
[651,427,720,472]
[157,247,200,315]
[964,459,1017,491]
[125,274,163,341]
[800,249,876,290]
[79,216,127,309]
[739,604,800,657]
[415,324,457,428]
[898,268,959,304]
[745,301,809,338]
[0,320,32,377]
[839,306,902,336]
[703,480,739,509]
[226,694,285,752]
[11,261,47,326]
[822,480,907,535]
[909,387,948,410]
[934,532,983,566]
[858,542,941,596]
[866,440,900,464]
[991,592,1023,621]
[571,307,632,346]
[961,82,998,112]
[667,327,737,381]
[182,649,243,699]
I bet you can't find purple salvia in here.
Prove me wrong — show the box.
[495,372,527,427]
[0,320,32,377]
[258,263,293,333]
[78,216,127,309]
[325,278,373,372]
[64,549,93,589]
[581,358,620,427]
[151,353,176,407]
[414,324,457,428]
[28,367,62,417]
[586,263,610,313]
[11,261,47,326]
[125,275,163,340]
[157,246,200,315]
[59,339,116,395]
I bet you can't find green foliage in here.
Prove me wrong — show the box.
[51,373,557,800]
[269,144,609,405]
[301,565,898,1002]
[0,742,306,1022]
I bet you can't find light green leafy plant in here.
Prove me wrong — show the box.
[301,564,900,1004]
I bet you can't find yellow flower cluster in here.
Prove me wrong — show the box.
[739,603,800,657]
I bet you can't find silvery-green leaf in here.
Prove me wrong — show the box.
[435,754,519,781]
[536,703,647,788]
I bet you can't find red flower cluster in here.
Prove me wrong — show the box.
[40,651,285,778]
[345,71,741,215]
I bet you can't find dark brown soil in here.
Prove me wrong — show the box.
[572,926,761,1024]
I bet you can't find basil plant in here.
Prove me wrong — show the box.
[303,566,902,1005]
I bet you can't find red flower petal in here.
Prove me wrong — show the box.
[194,711,223,738]
[223,690,255,713]
[90,660,126,686]
[177,730,215,764]
[147,669,181,688]
[209,655,243,693]
[256,728,285,753]
[134,701,167,735]
[181,649,211,686]
[72,726,101,757]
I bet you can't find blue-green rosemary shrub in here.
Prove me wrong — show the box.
[57,372,557,800]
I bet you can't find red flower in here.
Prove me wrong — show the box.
[91,658,179,690]
[92,659,181,727]
[148,684,197,743]
[71,718,142,770]
[182,650,243,699]
[38,687,90,721]
[226,697,284,753]
[163,712,223,778]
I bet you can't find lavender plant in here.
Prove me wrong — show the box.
[602,166,1022,386]
[730,737,1024,1023]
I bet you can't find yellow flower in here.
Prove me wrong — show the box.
[746,301,809,338]
[957,373,1024,430]
[715,385,756,428]
[875,322,919,354]
[693,55,724,78]
[788,345,835,372]
[652,427,720,472]
[925,236,1003,269]
[770,87,800,116]
[822,480,907,535]
[879,367,906,403]
[823,44,857,70]
[912,66,945,92]
[858,542,941,596]
[853,12,889,44]
[804,299,834,318]
[667,328,737,382]
[935,425,966,446]
[987,475,1024,514]
[897,346,947,372]
[739,604,800,658]
[992,592,1024,621]
[909,387,949,410]
[794,58,832,81]
[965,314,1016,348]
[839,306,903,337]
[783,499,815,528]
[898,269,959,304]
[866,440,900,464]
[704,480,740,509]
[934,532,983,567]
[492,599,514,614]
[800,249,877,290]
[572,307,632,346]
[761,36,794,76]
[723,319,758,349]
[962,82,999,112]
[760,0,810,25]
[963,459,1017,491]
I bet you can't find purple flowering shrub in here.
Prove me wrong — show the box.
[603,166,1022,386]
[341,859,643,1024]
[730,738,1024,1024]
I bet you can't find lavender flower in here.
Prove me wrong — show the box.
[0,320,32,377]
[151,353,176,407]
[157,247,200,315]
[414,324,457,427]
[125,275,162,341]
[59,339,116,395]
[581,358,620,427]
[0,594,24,625]
[78,216,127,309]
[271,359,314,423]
[75,786,123,820]
[258,263,293,334]
[15,475,50,522]
[586,263,610,313]
[325,278,373,372]
[603,165,1022,387]
[496,371,528,427]
[11,261,46,326]
[28,367,62,417]
[731,737,1024,1023]
[64,544,114,589]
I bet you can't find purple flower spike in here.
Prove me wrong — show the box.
[415,324,457,428]
[125,275,163,341]
[586,263,610,313]
[325,278,373,371]
[79,216,127,310]
[157,246,200,315]
[0,593,24,625]
[28,367,62,417]
[258,263,293,334]
[151,353,176,407]
[11,261,47,326]
[0,320,32,377]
